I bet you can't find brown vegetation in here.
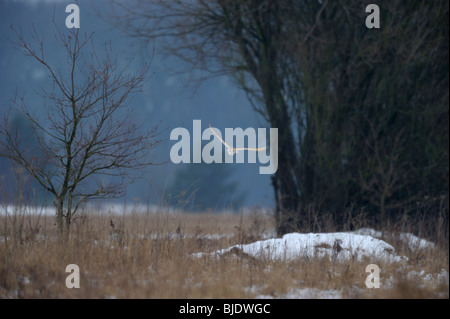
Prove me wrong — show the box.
[0,206,447,299]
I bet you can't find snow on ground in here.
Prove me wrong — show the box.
[0,205,57,216]
[256,288,344,299]
[0,203,180,216]
[194,231,407,263]
[353,228,435,250]
[0,203,255,216]
[193,229,448,298]
[405,268,449,288]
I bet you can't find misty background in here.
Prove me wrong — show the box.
[0,0,274,211]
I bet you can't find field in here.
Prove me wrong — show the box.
[0,204,448,299]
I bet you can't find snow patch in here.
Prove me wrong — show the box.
[256,288,343,299]
[194,232,407,263]
[399,233,435,250]
[353,228,435,250]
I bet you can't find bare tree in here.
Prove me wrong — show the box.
[0,26,161,235]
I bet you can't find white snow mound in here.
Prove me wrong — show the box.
[194,232,407,263]
[353,228,435,250]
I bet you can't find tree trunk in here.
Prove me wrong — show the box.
[266,92,301,235]
[56,196,65,235]
[274,122,301,235]
[65,193,73,235]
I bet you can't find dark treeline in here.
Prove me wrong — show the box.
[112,0,449,235]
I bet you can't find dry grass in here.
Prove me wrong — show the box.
[0,206,448,299]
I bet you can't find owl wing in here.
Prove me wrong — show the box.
[209,123,234,150]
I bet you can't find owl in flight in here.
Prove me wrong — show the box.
[209,123,267,155]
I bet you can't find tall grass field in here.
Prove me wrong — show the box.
[0,204,448,299]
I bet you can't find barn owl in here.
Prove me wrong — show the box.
[209,123,267,155]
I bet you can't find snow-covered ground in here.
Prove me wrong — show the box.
[0,203,256,216]
[193,228,448,298]
[194,228,437,263]
[353,228,435,250]
[194,231,409,263]
[0,203,180,216]
[1,204,447,298]
[256,288,345,299]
